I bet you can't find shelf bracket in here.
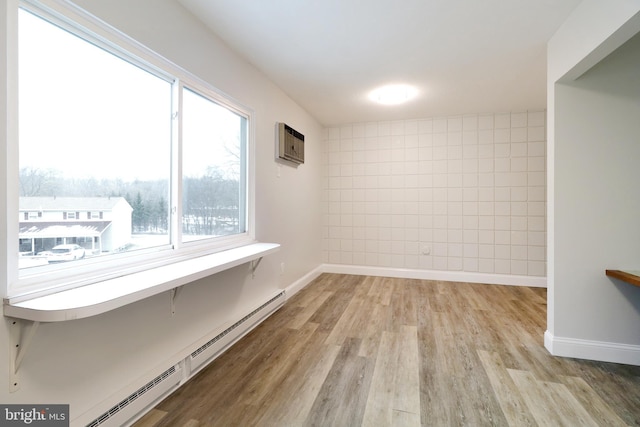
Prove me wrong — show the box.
[8,318,40,392]
[250,257,263,278]
[170,286,183,316]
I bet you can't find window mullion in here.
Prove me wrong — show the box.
[239,119,248,234]
[171,80,183,248]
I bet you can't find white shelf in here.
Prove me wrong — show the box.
[4,242,280,322]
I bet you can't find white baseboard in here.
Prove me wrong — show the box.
[545,330,640,366]
[320,263,547,287]
[284,266,325,299]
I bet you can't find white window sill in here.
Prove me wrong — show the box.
[3,242,280,322]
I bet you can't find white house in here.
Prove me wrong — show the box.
[19,196,133,255]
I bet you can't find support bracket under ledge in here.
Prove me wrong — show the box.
[170,286,183,316]
[250,257,263,278]
[8,317,40,393]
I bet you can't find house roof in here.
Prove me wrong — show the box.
[19,221,112,238]
[19,197,130,212]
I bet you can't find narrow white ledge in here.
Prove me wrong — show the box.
[3,242,280,322]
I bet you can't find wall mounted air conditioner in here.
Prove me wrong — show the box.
[277,122,304,164]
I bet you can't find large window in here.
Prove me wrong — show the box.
[9,2,252,297]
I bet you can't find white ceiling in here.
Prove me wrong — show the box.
[178,0,581,126]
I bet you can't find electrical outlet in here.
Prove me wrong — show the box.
[280,262,285,275]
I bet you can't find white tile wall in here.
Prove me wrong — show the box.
[321,112,547,277]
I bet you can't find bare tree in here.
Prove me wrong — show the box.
[19,167,58,196]
[182,167,240,236]
[221,136,241,180]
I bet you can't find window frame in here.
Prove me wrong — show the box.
[2,0,256,300]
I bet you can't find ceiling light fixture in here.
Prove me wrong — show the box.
[368,84,418,105]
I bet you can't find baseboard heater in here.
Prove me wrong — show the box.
[84,290,286,427]
[189,291,286,374]
[85,365,181,427]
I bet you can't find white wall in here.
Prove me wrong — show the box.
[322,113,547,287]
[547,0,640,364]
[0,0,323,423]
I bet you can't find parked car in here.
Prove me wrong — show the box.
[43,244,86,262]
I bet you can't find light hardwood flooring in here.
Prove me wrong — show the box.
[134,273,640,426]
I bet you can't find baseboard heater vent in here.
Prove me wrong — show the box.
[190,291,285,372]
[85,364,181,427]
[83,291,285,427]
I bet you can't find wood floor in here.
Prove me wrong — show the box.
[134,273,640,426]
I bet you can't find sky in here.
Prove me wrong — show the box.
[18,8,241,183]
